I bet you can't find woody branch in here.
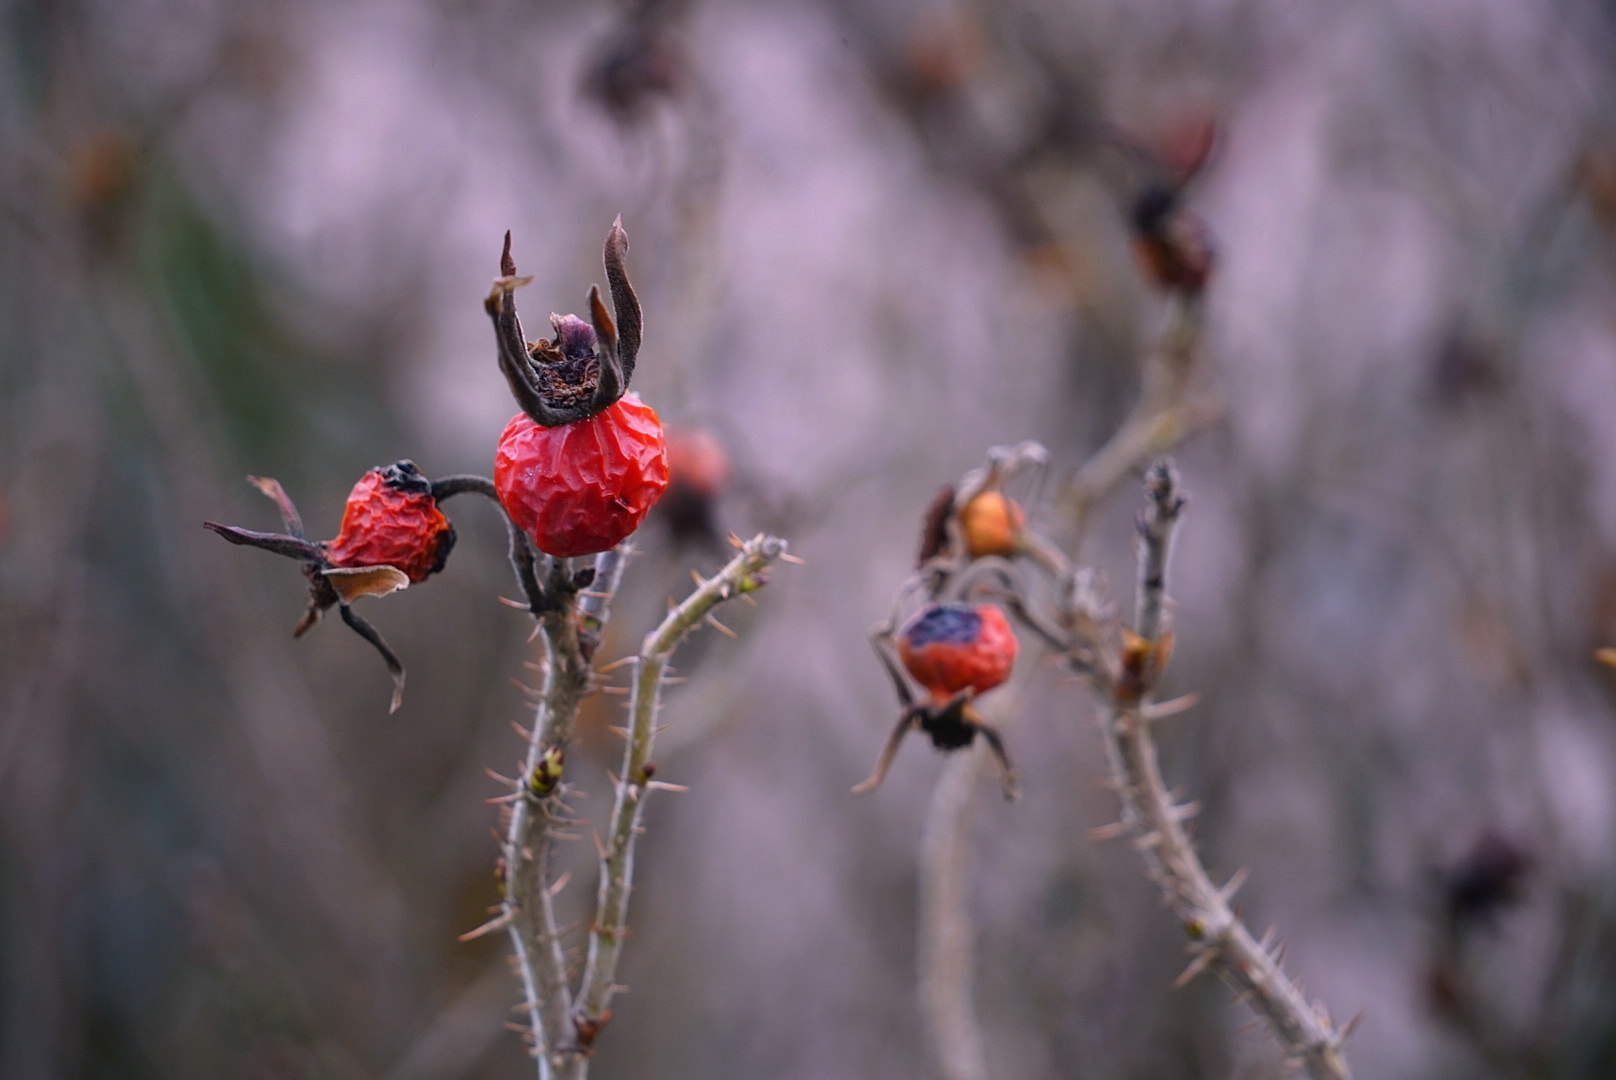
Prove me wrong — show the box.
[1091,461,1353,1080]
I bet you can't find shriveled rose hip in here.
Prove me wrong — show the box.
[494,395,670,559]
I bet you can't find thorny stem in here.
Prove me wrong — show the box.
[503,554,616,1079]
[577,548,627,659]
[567,535,788,1073]
[1096,463,1353,1080]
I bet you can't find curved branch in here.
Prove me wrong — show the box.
[1095,463,1353,1080]
[429,474,550,614]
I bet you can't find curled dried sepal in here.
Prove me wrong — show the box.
[339,604,406,714]
[248,475,305,535]
[487,218,643,428]
[851,694,1018,802]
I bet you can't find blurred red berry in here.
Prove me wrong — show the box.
[494,395,670,559]
[658,426,731,546]
[666,427,730,500]
[899,603,1018,703]
[1150,111,1218,187]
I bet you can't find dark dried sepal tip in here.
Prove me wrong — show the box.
[204,521,324,562]
[572,567,598,590]
[339,604,406,714]
[488,219,642,428]
[851,710,919,796]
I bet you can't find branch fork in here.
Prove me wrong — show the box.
[495,534,789,1080]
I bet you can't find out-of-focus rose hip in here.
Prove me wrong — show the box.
[958,490,1025,559]
[666,427,730,499]
[899,603,1018,703]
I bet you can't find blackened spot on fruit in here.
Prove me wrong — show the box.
[904,605,982,648]
[380,460,433,495]
[430,521,457,576]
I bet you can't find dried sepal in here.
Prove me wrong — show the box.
[488,219,643,428]
[322,564,411,604]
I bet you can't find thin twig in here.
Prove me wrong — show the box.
[918,749,991,1080]
[566,535,788,1073]
[430,474,549,613]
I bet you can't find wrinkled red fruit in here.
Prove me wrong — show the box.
[495,394,670,558]
[328,466,456,581]
[899,603,1018,702]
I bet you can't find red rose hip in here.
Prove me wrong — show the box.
[328,464,456,581]
[494,394,670,558]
